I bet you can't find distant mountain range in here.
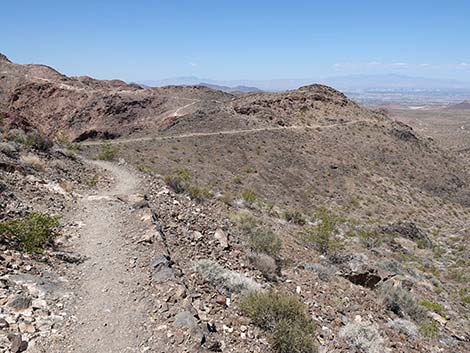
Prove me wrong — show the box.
[139,74,470,92]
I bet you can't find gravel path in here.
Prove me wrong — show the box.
[51,161,155,353]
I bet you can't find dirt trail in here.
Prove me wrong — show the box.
[54,161,153,353]
[81,120,365,146]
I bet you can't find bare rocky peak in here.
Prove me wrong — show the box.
[0,53,11,62]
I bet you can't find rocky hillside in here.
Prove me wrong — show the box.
[1,56,469,353]
[0,54,231,142]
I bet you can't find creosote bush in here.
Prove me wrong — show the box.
[164,168,212,202]
[187,185,213,202]
[300,209,343,254]
[24,131,53,152]
[283,209,306,225]
[230,211,258,234]
[241,189,256,207]
[419,300,443,314]
[164,167,190,193]
[248,228,282,257]
[0,212,61,253]
[96,141,119,161]
[240,290,317,353]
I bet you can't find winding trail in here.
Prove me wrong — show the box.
[81,120,365,146]
[56,161,154,353]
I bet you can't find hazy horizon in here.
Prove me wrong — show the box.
[2,0,470,83]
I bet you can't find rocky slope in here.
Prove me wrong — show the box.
[1,56,469,353]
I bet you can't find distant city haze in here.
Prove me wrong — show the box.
[2,0,470,84]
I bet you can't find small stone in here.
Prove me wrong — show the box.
[19,322,35,334]
[193,231,203,241]
[174,311,198,329]
[0,318,9,329]
[8,334,28,353]
[214,229,229,249]
[8,295,32,312]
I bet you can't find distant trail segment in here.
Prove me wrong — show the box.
[80,120,365,146]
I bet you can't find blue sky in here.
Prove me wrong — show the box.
[2,0,470,81]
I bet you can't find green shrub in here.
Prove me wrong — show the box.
[85,175,99,188]
[418,320,438,338]
[24,131,53,152]
[221,191,234,206]
[241,189,256,207]
[230,211,258,235]
[379,283,426,322]
[187,185,212,202]
[272,320,317,353]
[283,209,306,225]
[249,228,282,257]
[240,290,316,353]
[96,141,119,161]
[164,167,190,193]
[419,300,443,314]
[0,212,61,253]
[300,209,343,254]
[355,228,383,249]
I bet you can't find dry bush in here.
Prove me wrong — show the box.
[339,321,387,353]
[378,283,426,322]
[20,154,46,171]
[195,259,260,295]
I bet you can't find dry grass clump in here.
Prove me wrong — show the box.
[20,154,46,171]
[195,259,260,295]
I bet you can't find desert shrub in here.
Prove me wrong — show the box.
[248,228,282,257]
[271,320,317,353]
[283,209,306,225]
[20,154,46,171]
[24,131,53,152]
[221,191,234,206]
[300,209,343,254]
[355,228,383,249]
[164,167,190,193]
[418,300,443,314]
[195,259,260,295]
[240,290,316,353]
[387,318,419,338]
[241,189,256,207]
[378,283,426,321]
[418,320,438,338]
[0,212,61,253]
[85,175,99,188]
[96,141,119,161]
[5,128,27,144]
[187,185,212,202]
[230,211,258,234]
[0,142,18,157]
[247,252,278,280]
[303,262,336,282]
[339,321,385,353]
